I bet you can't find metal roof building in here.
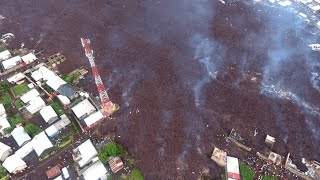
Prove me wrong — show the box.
[109,156,124,174]
[7,73,25,84]
[45,115,71,138]
[26,96,46,114]
[31,131,53,157]
[2,56,21,70]
[83,110,104,130]
[20,89,40,103]
[82,159,108,180]
[0,50,11,61]
[0,104,5,116]
[226,156,240,180]
[21,53,37,64]
[71,99,96,119]
[11,126,31,147]
[40,105,58,124]
[0,142,12,161]
[31,66,66,91]
[14,141,34,159]
[57,84,79,100]
[0,115,10,135]
[3,155,27,174]
[46,165,61,179]
[73,139,98,168]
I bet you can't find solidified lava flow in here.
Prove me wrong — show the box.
[1,0,320,179]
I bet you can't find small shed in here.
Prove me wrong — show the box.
[2,56,21,70]
[0,116,10,135]
[0,50,11,61]
[226,156,240,180]
[26,96,46,114]
[71,99,96,119]
[7,73,25,84]
[211,147,227,167]
[21,53,37,64]
[109,157,124,174]
[82,159,108,180]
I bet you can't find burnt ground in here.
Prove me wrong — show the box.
[1,0,320,179]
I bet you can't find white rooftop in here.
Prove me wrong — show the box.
[54,175,63,180]
[72,99,96,119]
[0,115,10,134]
[7,73,25,83]
[76,139,98,167]
[20,89,40,103]
[2,56,21,70]
[14,141,34,159]
[278,0,291,6]
[3,155,26,173]
[21,53,37,64]
[45,125,59,138]
[31,131,53,156]
[40,105,58,123]
[0,142,11,157]
[82,160,107,180]
[0,104,5,116]
[57,95,71,105]
[84,110,104,128]
[26,96,46,114]
[0,50,11,61]
[226,156,240,179]
[11,126,31,147]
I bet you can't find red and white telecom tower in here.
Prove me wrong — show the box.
[81,38,116,117]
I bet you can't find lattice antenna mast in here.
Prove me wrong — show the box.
[81,38,113,117]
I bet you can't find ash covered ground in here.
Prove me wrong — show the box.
[1,0,320,179]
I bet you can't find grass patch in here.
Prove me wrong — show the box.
[0,164,8,179]
[0,92,11,105]
[58,139,71,148]
[24,123,42,137]
[15,99,25,109]
[12,82,29,96]
[51,101,65,116]
[62,71,81,84]
[3,127,14,134]
[240,162,254,180]
[127,168,144,180]
[262,176,277,180]
[8,114,23,126]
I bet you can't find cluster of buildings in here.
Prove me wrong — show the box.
[0,50,37,72]
[45,139,125,179]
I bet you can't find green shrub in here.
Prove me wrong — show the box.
[3,127,14,134]
[262,176,277,180]
[8,114,23,126]
[0,164,8,179]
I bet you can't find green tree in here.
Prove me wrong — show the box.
[98,142,125,163]
[128,168,144,180]
[24,123,42,137]
[0,164,8,178]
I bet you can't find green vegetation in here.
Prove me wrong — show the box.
[73,98,82,105]
[98,142,125,163]
[240,162,254,180]
[0,81,10,92]
[0,164,8,179]
[51,101,65,116]
[127,168,144,180]
[58,139,71,148]
[107,175,113,180]
[24,123,42,137]
[8,114,23,126]
[15,99,25,109]
[262,176,277,180]
[12,83,29,96]
[62,71,81,84]
[0,45,6,52]
[3,127,14,134]
[0,92,11,105]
